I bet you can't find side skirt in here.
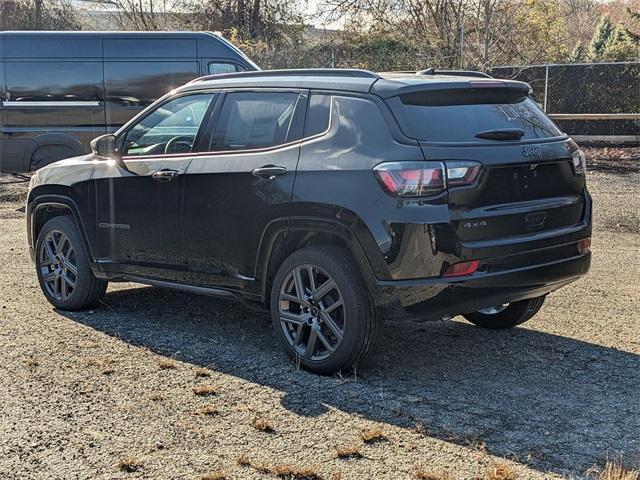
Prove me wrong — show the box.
[121,275,238,300]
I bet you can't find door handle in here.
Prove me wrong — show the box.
[152,169,180,182]
[252,165,287,180]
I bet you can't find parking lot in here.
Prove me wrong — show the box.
[0,149,638,479]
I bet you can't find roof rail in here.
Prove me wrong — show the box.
[417,68,493,79]
[187,68,381,85]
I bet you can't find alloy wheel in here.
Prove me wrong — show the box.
[39,229,77,301]
[477,303,510,315]
[279,264,345,361]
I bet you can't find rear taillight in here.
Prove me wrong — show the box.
[374,161,481,197]
[374,162,445,197]
[572,149,587,175]
[446,162,482,187]
[443,260,480,277]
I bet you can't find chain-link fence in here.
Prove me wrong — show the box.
[490,62,640,137]
[256,48,639,139]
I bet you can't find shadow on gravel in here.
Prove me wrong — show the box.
[61,286,640,476]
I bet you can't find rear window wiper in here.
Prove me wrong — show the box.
[475,128,525,140]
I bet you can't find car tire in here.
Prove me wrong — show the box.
[270,245,379,375]
[35,216,108,311]
[463,295,546,330]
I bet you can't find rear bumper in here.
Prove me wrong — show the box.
[374,250,590,320]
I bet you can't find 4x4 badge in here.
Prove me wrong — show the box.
[522,146,543,159]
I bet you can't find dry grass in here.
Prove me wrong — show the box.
[199,470,227,480]
[269,464,322,479]
[483,461,517,480]
[193,384,217,396]
[22,356,39,367]
[101,367,115,375]
[117,457,142,473]
[157,359,176,370]
[195,404,219,416]
[413,467,453,480]
[149,393,164,401]
[334,444,362,459]
[252,416,275,433]
[195,367,211,377]
[590,459,640,480]
[236,454,322,479]
[359,426,386,444]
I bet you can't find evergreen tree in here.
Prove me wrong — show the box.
[568,43,587,63]
[602,25,640,61]
[588,15,613,61]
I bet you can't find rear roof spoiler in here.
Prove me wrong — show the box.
[417,68,493,79]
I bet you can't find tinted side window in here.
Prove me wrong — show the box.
[211,92,300,151]
[5,61,102,102]
[123,93,215,157]
[208,62,244,75]
[305,94,331,137]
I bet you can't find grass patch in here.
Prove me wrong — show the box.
[334,444,362,459]
[101,367,115,375]
[252,416,275,433]
[237,454,322,479]
[196,404,220,416]
[157,359,176,370]
[590,459,639,480]
[359,426,386,444]
[483,461,517,480]
[23,357,39,367]
[193,384,217,396]
[117,457,142,473]
[237,453,252,467]
[195,367,211,377]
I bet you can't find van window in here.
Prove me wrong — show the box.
[104,61,199,126]
[5,61,102,102]
[387,93,562,142]
[211,92,300,151]
[305,94,331,137]
[123,93,215,157]
[208,62,244,75]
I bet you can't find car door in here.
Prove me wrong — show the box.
[91,92,217,281]
[183,90,306,291]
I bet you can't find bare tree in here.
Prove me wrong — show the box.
[0,0,81,30]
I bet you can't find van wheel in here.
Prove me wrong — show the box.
[270,245,379,375]
[30,144,75,170]
[35,216,108,310]
[463,296,546,330]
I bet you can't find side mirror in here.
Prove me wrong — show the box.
[90,134,118,159]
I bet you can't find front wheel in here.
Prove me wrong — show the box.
[270,245,379,375]
[463,295,546,330]
[35,216,108,310]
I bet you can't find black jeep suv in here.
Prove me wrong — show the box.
[27,69,592,374]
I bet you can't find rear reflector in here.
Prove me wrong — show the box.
[443,260,480,277]
[578,238,591,253]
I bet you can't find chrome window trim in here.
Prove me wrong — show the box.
[2,101,101,107]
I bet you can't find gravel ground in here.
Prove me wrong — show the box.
[0,152,638,480]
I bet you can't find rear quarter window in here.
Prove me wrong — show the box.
[387,94,563,142]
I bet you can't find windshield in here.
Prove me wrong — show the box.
[387,94,563,142]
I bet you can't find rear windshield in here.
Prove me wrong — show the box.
[387,93,563,142]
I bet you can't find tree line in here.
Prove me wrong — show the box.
[1,0,639,68]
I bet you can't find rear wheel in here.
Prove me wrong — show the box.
[270,245,379,375]
[463,295,546,330]
[35,216,107,310]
